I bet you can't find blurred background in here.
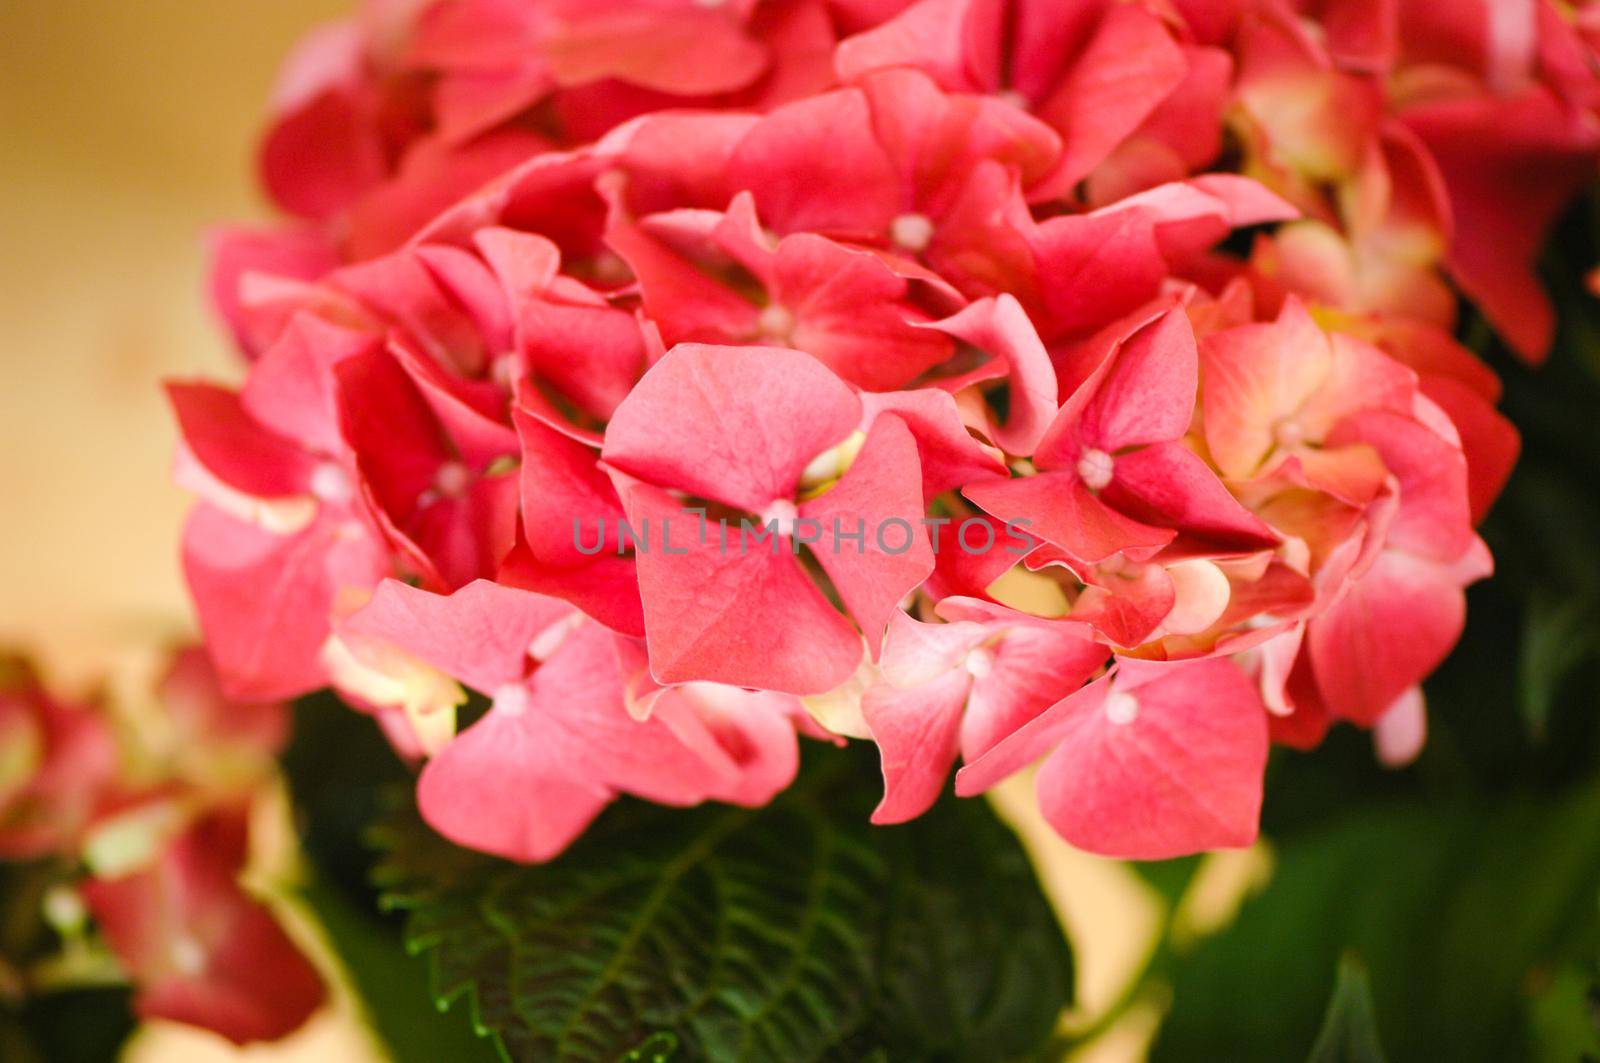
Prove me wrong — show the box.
[2,2,374,1059]
[0,1,352,677]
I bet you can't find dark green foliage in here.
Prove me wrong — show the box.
[1153,783,1600,1061]
[370,744,1073,1063]
[1306,957,1385,1063]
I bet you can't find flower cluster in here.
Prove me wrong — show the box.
[0,650,323,1044]
[178,0,1598,860]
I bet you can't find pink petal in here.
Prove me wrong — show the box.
[774,234,955,390]
[801,414,934,657]
[861,67,1062,215]
[858,388,1008,500]
[603,214,759,345]
[1077,308,1197,453]
[332,251,489,375]
[333,349,450,519]
[1067,561,1177,648]
[1032,657,1268,858]
[543,7,769,96]
[622,482,863,694]
[1374,685,1427,767]
[1308,549,1469,726]
[530,621,756,805]
[1295,333,1417,438]
[388,337,519,469]
[518,297,647,422]
[1313,0,1396,69]
[602,343,861,513]
[474,227,562,301]
[1033,3,1188,193]
[1025,208,1167,338]
[966,471,1175,565]
[1416,376,1519,525]
[516,408,628,565]
[259,83,386,220]
[339,578,573,694]
[878,608,988,688]
[167,384,315,499]
[1404,89,1599,363]
[83,809,324,1044]
[963,623,1108,759]
[649,684,803,807]
[497,538,646,638]
[834,0,987,92]
[1326,410,1472,563]
[955,670,1116,796]
[402,473,521,589]
[205,225,339,358]
[1200,298,1333,478]
[343,130,553,261]
[242,313,379,455]
[414,243,514,355]
[929,294,1059,455]
[1102,442,1280,556]
[863,669,972,824]
[418,706,613,863]
[725,87,902,237]
[183,504,387,701]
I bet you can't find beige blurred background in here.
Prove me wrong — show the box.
[0,3,1253,1059]
[0,0,354,675]
[2,3,384,1057]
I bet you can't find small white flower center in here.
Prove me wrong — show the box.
[1274,420,1305,447]
[757,302,795,341]
[310,462,352,503]
[434,461,473,498]
[1104,689,1140,725]
[170,935,207,977]
[996,89,1029,110]
[493,684,530,718]
[964,647,995,679]
[42,886,86,935]
[890,212,935,253]
[1076,448,1115,491]
[759,497,800,538]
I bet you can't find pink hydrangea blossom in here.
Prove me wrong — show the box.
[174,0,1600,866]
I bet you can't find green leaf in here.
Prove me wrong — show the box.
[298,874,496,1063]
[1,987,136,1063]
[1151,782,1600,1063]
[371,744,1072,1063]
[1527,963,1600,1063]
[1519,592,1600,741]
[1306,956,1385,1063]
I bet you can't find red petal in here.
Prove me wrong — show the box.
[801,415,934,657]
[340,578,573,694]
[1033,657,1267,858]
[863,669,971,824]
[623,483,863,694]
[602,343,860,513]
